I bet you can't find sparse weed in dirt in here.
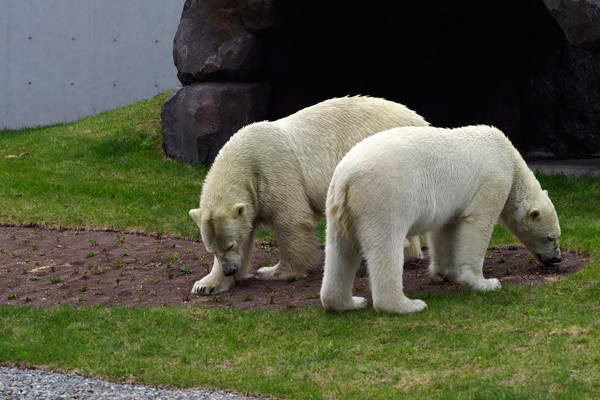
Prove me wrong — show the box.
[179,265,192,275]
[354,283,366,292]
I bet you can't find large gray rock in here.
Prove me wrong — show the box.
[173,0,266,85]
[543,0,600,50]
[161,82,270,164]
[237,0,280,32]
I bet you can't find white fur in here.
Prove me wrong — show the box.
[321,125,562,314]
[189,96,429,294]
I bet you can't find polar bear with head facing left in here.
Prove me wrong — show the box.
[189,96,429,295]
[320,125,562,314]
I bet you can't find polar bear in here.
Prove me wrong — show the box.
[188,96,429,294]
[320,125,562,314]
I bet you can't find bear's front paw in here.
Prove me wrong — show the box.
[480,277,501,291]
[256,263,307,281]
[190,275,234,295]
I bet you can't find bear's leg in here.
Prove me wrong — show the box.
[257,215,320,281]
[404,235,423,262]
[364,233,427,314]
[234,226,257,282]
[427,226,460,282]
[430,218,501,291]
[191,257,235,294]
[320,221,367,311]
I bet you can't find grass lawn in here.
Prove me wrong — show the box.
[1,92,599,399]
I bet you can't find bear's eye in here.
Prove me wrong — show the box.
[547,236,554,242]
[225,244,234,252]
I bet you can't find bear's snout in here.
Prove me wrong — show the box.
[537,253,562,266]
[222,261,241,277]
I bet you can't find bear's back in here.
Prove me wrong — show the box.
[332,125,517,234]
[209,97,429,213]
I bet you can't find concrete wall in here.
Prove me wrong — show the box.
[0,0,183,130]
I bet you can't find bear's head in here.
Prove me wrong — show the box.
[502,187,562,266]
[189,203,254,276]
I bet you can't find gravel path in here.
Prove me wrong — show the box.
[0,366,272,400]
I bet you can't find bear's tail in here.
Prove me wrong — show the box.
[326,176,355,242]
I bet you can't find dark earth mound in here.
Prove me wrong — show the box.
[0,226,587,310]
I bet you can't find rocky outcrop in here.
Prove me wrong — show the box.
[162,0,600,163]
[172,0,277,85]
[161,82,270,164]
[543,0,600,50]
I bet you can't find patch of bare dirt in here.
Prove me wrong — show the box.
[0,226,587,309]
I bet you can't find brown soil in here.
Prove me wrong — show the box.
[0,225,587,310]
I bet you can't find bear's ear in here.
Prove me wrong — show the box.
[232,203,246,218]
[189,208,202,223]
[528,207,541,220]
[543,189,549,195]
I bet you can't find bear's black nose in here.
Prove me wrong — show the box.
[537,254,562,265]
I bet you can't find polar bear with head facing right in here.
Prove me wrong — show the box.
[321,125,562,314]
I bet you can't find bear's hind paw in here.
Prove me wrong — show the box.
[321,296,368,312]
[374,298,427,314]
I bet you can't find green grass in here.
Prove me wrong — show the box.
[1,93,600,399]
[0,91,208,237]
